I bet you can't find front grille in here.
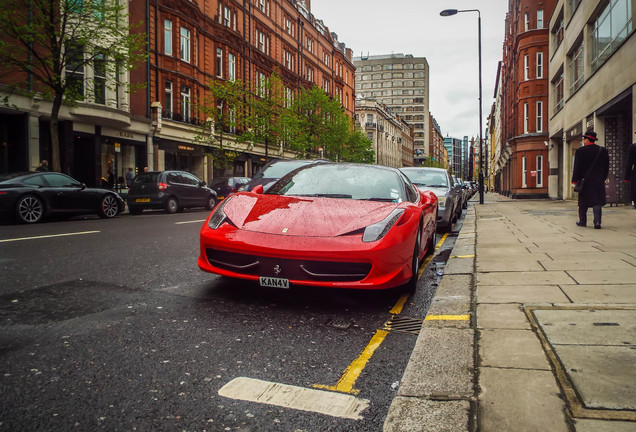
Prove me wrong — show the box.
[206,249,371,282]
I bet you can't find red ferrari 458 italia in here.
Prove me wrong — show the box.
[198,163,438,290]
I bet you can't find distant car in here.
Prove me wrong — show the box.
[451,175,466,215]
[0,172,125,224]
[199,163,438,291]
[209,177,250,200]
[239,159,327,192]
[126,170,217,214]
[400,167,459,232]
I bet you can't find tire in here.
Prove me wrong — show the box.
[206,195,216,211]
[98,194,119,218]
[425,219,437,257]
[405,228,421,291]
[16,195,44,224]
[164,197,178,214]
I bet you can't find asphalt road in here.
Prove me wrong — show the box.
[0,209,461,431]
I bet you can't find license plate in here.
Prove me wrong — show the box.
[218,196,225,200]
[259,277,290,289]
[135,198,150,203]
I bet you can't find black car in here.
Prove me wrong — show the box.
[239,159,328,192]
[209,176,250,200]
[0,172,125,224]
[126,170,217,214]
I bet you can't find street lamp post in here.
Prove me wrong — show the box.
[440,8,484,204]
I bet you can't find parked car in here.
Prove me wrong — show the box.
[0,172,125,224]
[126,170,217,214]
[238,159,327,192]
[199,163,438,291]
[451,175,466,214]
[209,177,250,200]
[400,167,459,232]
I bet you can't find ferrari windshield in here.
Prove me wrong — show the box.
[267,164,413,202]
[400,168,449,188]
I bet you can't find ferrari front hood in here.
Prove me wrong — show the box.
[223,193,401,237]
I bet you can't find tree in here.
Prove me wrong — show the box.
[0,0,146,171]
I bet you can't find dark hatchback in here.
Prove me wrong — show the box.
[0,172,125,224]
[209,176,250,200]
[126,170,217,214]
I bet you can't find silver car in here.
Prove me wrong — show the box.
[400,167,459,231]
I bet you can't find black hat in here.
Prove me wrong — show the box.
[583,131,598,141]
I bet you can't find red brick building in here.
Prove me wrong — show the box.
[498,0,555,198]
[130,0,355,179]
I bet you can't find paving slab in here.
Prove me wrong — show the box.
[532,309,636,345]
[555,345,636,410]
[477,259,545,272]
[574,419,636,432]
[478,271,576,286]
[444,256,474,275]
[383,397,470,432]
[427,274,471,316]
[397,327,473,398]
[476,303,531,330]
[560,284,636,303]
[539,258,635,271]
[566,269,636,285]
[478,367,569,432]
[477,285,570,303]
[478,329,551,370]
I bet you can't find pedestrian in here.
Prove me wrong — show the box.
[571,131,609,229]
[625,140,636,209]
[35,160,49,172]
[107,167,115,190]
[125,167,135,188]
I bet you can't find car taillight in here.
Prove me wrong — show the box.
[158,183,167,191]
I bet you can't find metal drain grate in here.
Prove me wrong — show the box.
[382,315,424,335]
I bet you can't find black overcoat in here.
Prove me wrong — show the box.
[571,143,609,207]
[625,143,636,202]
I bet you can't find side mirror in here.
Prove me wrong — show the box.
[252,184,264,194]
[200,181,206,187]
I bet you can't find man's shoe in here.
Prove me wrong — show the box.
[576,221,586,227]
[594,224,601,229]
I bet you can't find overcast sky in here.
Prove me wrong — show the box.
[309,0,508,140]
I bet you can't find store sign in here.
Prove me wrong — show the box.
[178,145,195,152]
[114,142,121,153]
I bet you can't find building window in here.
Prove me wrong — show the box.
[164,19,172,55]
[180,27,191,63]
[216,48,223,78]
[224,6,231,27]
[552,12,564,48]
[553,68,564,113]
[524,12,530,31]
[165,81,173,117]
[524,54,529,80]
[536,101,543,132]
[536,52,543,78]
[522,155,527,187]
[256,29,269,54]
[181,85,191,122]
[537,10,544,28]
[257,72,266,97]
[228,53,235,81]
[590,0,632,72]
[569,40,584,93]
[65,44,85,100]
[285,50,294,71]
[568,0,581,17]
[523,102,529,133]
[536,155,543,187]
[93,50,106,104]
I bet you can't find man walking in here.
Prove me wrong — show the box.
[572,131,609,229]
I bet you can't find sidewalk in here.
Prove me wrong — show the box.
[384,194,636,432]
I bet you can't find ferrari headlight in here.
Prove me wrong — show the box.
[362,208,405,242]
[207,197,231,229]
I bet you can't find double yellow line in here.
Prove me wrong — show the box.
[314,233,470,394]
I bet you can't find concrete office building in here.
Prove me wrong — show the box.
[547,0,635,203]
[354,53,430,165]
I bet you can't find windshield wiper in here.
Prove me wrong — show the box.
[295,193,352,199]
[363,197,399,202]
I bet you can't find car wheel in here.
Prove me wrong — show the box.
[98,194,119,218]
[425,219,437,257]
[164,197,178,214]
[206,196,216,211]
[129,206,143,215]
[405,228,421,291]
[16,195,44,224]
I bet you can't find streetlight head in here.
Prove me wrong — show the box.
[440,9,458,17]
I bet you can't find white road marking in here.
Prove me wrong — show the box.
[218,377,370,420]
[175,220,205,225]
[0,231,100,243]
